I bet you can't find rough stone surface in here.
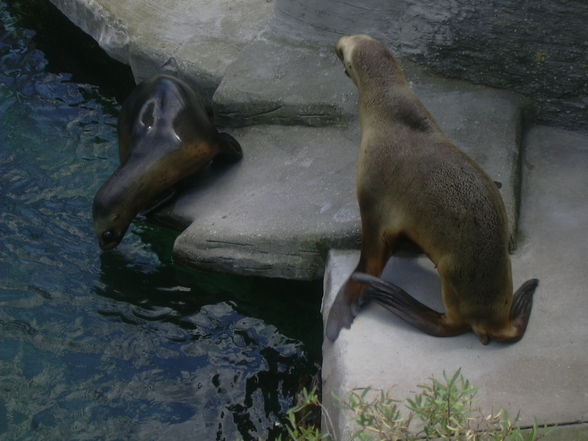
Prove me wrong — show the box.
[214,35,531,133]
[50,0,527,280]
[270,0,588,131]
[155,78,524,280]
[49,0,130,63]
[213,37,355,127]
[155,123,362,280]
[49,0,274,98]
[52,0,586,129]
[321,125,588,440]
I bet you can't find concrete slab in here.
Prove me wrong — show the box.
[155,85,523,281]
[154,123,362,280]
[321,125,588,440]
[49,0,274,97]
[163,70,525,279]
[213,38,356,127]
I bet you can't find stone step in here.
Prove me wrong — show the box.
[156,70,525,279]
[213,38,355,127]
[320,125,588,439]
[48,0,528,280]
[156,123,362,280]
[213,34,527,133]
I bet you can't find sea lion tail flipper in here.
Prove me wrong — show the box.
[351,272,466,337]
[214,132,243,164]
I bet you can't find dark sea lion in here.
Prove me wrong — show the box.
[326,35,538,344]
[93,74,242,250]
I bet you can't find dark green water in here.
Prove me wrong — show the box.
[0,3,322,440]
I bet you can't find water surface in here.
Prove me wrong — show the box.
[0,4,322,440]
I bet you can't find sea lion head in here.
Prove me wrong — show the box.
[92,75,217,251]
[336,34,401,87]
[92,144,178,251]
[92,143,199,251]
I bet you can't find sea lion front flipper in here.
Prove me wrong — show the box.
[352,272,467,338]
[214,132,243,164]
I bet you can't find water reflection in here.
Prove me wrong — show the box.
[0,4,321,440]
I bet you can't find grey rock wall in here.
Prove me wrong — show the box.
[270,0,588,131]
[49,0,274,99]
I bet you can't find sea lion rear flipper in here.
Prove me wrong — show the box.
[352,272,467,337]
[214,132,243,164]
[325,286,368,341]
[509,278,538,337]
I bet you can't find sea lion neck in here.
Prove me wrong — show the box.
[358,85,436,134]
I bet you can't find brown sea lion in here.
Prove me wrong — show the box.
[93,74,242,250]
[326,35,538,345]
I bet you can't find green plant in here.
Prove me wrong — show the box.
[345,369,548,441]
[345,387,409,441]
[276,387,331,441]
[406,369,478,440]
[263,370,549,441]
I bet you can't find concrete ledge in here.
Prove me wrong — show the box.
[50,0,130,63]
[51,0,527,280]
[321,125,588,440]
[538,424,588,441]
[158,123,362,280]
[162,74,525,279]
[158,84,523,280]
[213,37,355,127]
[50,0,274,96]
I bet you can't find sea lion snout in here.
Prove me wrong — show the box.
[92,188,127,251]
[335,40,344,61]
[335,37,351,66]
[98,229,123,251]
[335,35,371,82]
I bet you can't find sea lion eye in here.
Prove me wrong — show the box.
[102,230,114,242]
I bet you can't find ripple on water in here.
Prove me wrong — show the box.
[0,4,319,440]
